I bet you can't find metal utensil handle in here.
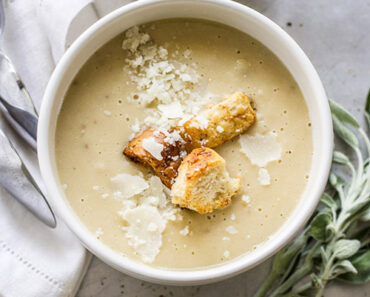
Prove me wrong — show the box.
[0,129,56,227]
[0,96,38,140]
[0,51,39,116]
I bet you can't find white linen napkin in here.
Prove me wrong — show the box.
[0,0,133,296]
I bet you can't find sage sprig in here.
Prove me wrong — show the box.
[253,90,370,297]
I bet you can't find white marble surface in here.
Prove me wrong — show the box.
[76,1,370,296]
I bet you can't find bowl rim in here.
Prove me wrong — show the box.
[38,0,333,285]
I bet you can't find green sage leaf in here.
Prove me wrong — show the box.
[339,250,370,284]
[332,114,359,148]
[349,199,370,217]
[326,223,336,241]
[329,173,347,198]
[310,213,331,241]
[299,287,319,297]
[311,273,322,289]
[334,239,361,259]
[272,232,307,275]
[365,89,370,127]
[329,99,360,128]
[320,246,328,265]
[329,172,346,188]
[333,260,357,277]
[320,193,337,211]
[332,151,350,165]
[361,208,370,221]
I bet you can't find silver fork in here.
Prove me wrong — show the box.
[0,0,56,227]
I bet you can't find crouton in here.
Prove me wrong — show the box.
[123,129,187,188]
[181,92,256,148]
[171,147,240,214]
[123,92,256,189]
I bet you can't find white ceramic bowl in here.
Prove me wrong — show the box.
[38,0,333,286]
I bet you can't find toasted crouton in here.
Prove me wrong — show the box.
[123,129,187,188]
[171,147,240,214]
[181,92,256,148]
[123,92,256,189]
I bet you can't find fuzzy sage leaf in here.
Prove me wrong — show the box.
[320,193,337,211]
[365,89,370,127]
[310,212,332,242]
[334,239,361,259]
[329,99,360,128]
[332,114,359,148]
[333,151,350,165]
[339,251,370,284]
[332,260,358,277]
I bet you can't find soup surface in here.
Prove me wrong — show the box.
[56,19,313,269]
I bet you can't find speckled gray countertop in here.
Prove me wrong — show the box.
[76,1,370,296]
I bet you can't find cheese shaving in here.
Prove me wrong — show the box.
[179,225,189,236]
[239,132,282,167]
[115,175,179,263]
[225,225,238,234]
[142,137,164,160]
[258,168,271,186]
[241,195,251,206]
[122,205,166,263]
[110,173,148,199]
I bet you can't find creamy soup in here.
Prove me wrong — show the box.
[56,19,313,269]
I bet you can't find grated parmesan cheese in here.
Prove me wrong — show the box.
[216,125,224,133]
[101,193,109,199]
[158,102,183,118]
[130,118,141,133]
[223,250,230,258]
[258,168,271,186]
[194,114,209,129]
[241,195,251,206]
[122,26,150,53]
[179,225,189,236]
[226,225,238,235]
[121,26,211,132]
[95,227,104,238]
[183,49,192,58]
